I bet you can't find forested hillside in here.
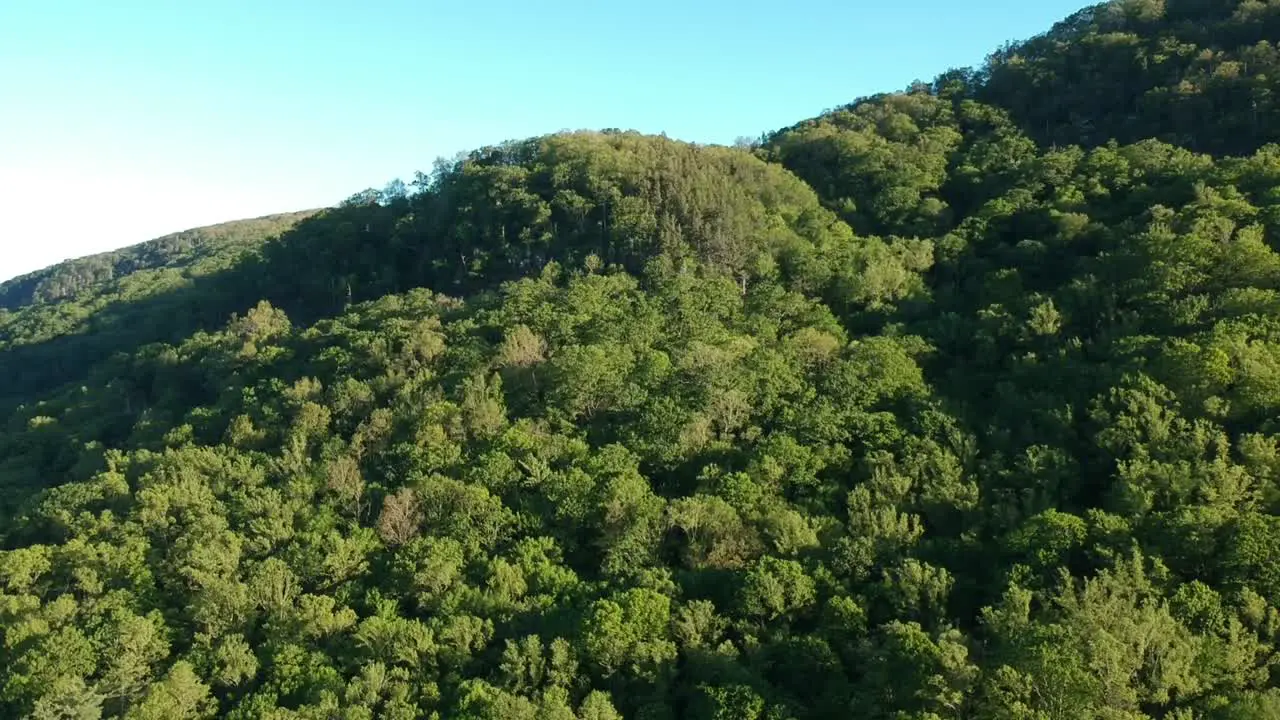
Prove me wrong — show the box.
[6,1,1280,717]
[0,212,316,407]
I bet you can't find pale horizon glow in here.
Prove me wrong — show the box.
[0,0,1087,283]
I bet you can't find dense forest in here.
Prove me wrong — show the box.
[8,0,1280,717]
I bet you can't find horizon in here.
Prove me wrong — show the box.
[0,0,1087,283]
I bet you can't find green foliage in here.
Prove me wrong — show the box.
[7,2,1280,716]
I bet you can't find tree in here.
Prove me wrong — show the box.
[125,662,214,720]
[377,488,422,546]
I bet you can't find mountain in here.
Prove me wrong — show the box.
[0,212,316,312]
[0,212,316,407]
[975,0,1280,155]
[5,1,1280,718]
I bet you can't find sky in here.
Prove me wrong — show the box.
[0,0,1087,282]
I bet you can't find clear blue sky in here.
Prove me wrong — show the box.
[0,0,1087,282]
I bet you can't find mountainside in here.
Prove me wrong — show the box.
[965,0,1280,155]
[0,211,316,313]
[7,1,1280,718]
[0,212,317,407]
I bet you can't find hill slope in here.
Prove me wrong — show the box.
[6,2,1280,718]
[975,0,1280,155]
[0,211,316,312]
[0,212,316,406]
